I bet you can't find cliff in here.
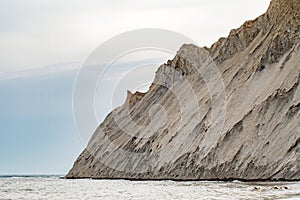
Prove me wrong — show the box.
[66,0,300,181]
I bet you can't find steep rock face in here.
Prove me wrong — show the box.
[66,0,300,180]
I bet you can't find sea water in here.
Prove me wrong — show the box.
[0,176,299,199]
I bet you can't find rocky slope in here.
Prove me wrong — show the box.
[66,0,300,180]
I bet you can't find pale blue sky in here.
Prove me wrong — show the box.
[0,0,270,174]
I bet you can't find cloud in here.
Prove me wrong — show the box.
[0,61,80,81]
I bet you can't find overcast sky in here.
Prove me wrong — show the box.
[0,0,271,174]
[1,0,269,76]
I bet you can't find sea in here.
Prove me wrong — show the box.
[0,175,299,200]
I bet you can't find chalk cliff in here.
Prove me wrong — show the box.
[67,0,300,180]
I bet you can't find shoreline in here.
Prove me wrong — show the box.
[63,176,300,182]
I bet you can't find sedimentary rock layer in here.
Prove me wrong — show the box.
[66,0,300,180]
